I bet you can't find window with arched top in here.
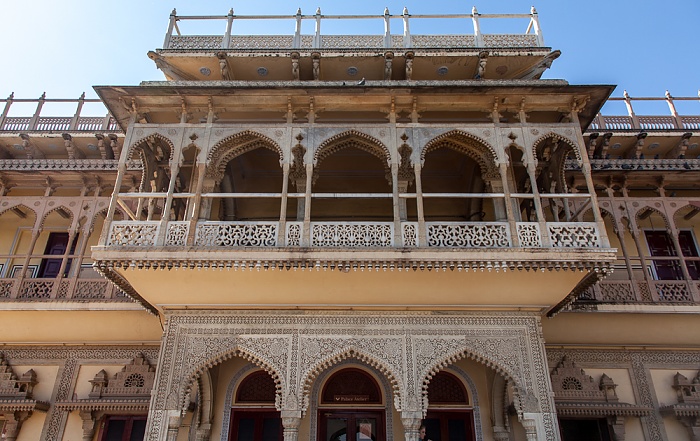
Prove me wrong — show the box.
[424,371,475,441]
[321,368,382,405]
[231,371,281,441]
[427,371,469,404]
[124,373,145,388]
[236,370,276,403]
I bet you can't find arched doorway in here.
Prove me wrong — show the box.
[229,370,282,441]
[423,371,476,441]
[318,368,385,441]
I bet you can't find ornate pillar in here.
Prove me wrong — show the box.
[186,163,207,246]
[281,411,302,441]
[2,411,30,441]
[525,163,550,246]
[278,162,290,246]
[413,163,427,247]
[194,424,211,441]
[166,415,181,441]
[498,162,519,246]
[401,411,422,441]
[79,410,98,441]
[302,163,313,246]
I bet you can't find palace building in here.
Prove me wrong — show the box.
[0,7,699,441]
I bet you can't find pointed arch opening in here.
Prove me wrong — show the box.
[533,134,582,223]
[0,205,37,279]
[312,131,392,221]
[125,134,175,222]
[420,131,500,223]
[201,132,288,229]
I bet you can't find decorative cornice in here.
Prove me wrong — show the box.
[0,399,49,412]
[555,402,652,417]
[0,159,142,171]
[54,399,149,412]
[661,403,700,418]
[546,270,608,318]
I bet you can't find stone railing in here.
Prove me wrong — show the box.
[162,9,545,50]
[107,220,603,249]
[0,277,126,301]
[586,94,700,132]
[578,279,699,305]
[0,94,121,133]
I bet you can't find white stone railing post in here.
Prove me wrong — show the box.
[28,92,46,131]
[402,7,411,48]
[665,90,684,129]
[223,9,234,49]
[383,7,391,48]
[69,92,85,131]
[0,92,14,130]
[293,8,302,48]
[471,7,483,47]
[313,8,322,49]
[278,163,290,246]
[164,8,177,49]
[623,90,640,129]
[530,6,544,47]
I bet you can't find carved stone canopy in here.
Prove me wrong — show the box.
[550,356,651,418]
[0,353,37,400]
[88,355,156,399]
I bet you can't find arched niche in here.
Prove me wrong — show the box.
[312,132,392,221]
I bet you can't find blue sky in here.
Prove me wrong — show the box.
[0,0,697,116]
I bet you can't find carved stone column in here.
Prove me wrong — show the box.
[166,415,181,441]
[281,411,302,441]
[492,426,510,441]
[608,415,626,441]
[2,411,30,441]
[520,417,538,441]
[194,423,211,441]
[79,410,98,441]
[401,411,422,441]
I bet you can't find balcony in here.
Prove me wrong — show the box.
[162,7,545,51]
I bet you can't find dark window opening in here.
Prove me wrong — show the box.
[558,418,611,441]
[100,416,147,441]
[37,232,78,278]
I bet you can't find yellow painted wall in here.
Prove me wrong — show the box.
[16,412,45,441]
[74,365,125,399]
[0,310,162,344]
[650,369,696,408]
[14,365,57,402]
[123,267,586,309]
[543,312,700,347]
[583,368,635,404]
[663,415,691,441]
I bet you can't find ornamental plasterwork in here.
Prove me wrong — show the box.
[145,311,558,441]
[0,346,159,441]
[546,349,700,441]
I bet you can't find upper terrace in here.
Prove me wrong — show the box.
[153,7,558,82]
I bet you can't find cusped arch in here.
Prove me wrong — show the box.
[532,132,581,164]
[40,205,75,227]
[633,205,672,230]
[181,346,285,414]
[206,130,283,181]
[314,130,391,167]
[421,347,524,414]
[300,346,402,413]
[672,203,700,222]
[127,132,176,162]
[0,203,38,220]
[421,130,499,178]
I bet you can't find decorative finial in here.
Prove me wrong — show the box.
[228,8,234,15]
[79,92,86,99]
[531,6,537,14]
[403,6,409,15]
[171,8,177,16]
[623,90,630,99]
[296,8,302,15]
[40,92,46,100]
[665,90,672,99]
[472,6,478,14]
[8,92,14,100]
[316,7,321,15]
[384,7,389,15]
